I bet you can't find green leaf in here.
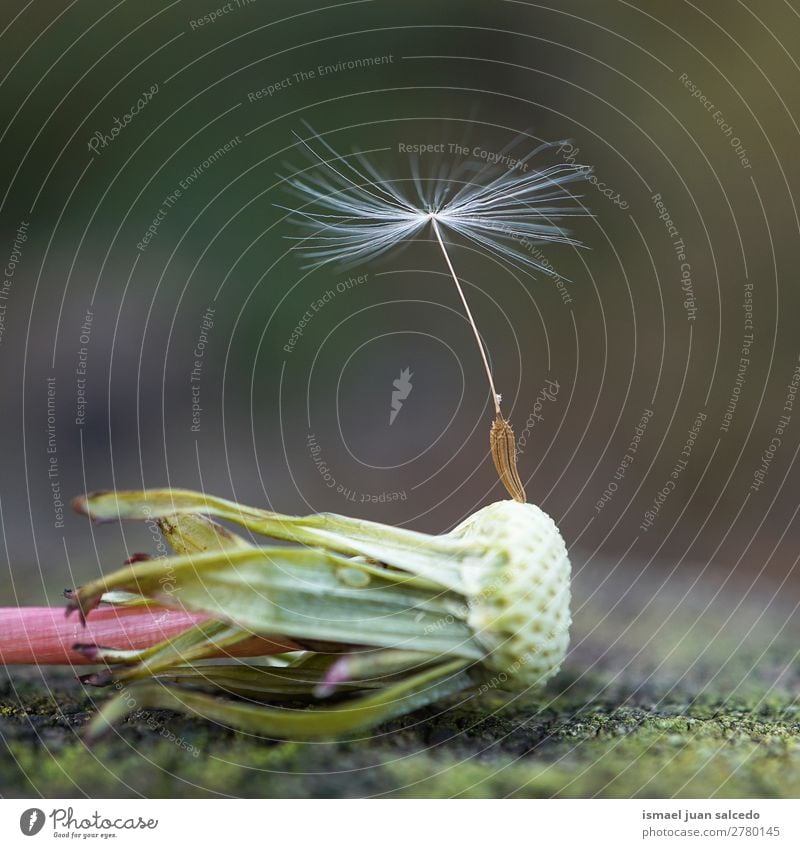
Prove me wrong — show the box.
[69,546,483,659]
[149,650,445,699]
[73,489,486,592]
[99,591,154,608]
[154,660,364,698]
[87,658,472,740]
[156,513,253,555]
[314,649,444,697]
[83,619,256,686]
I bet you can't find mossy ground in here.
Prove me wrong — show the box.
[2,567,798,798]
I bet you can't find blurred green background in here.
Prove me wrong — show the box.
[0,0,798,797]
[2,0,797,584]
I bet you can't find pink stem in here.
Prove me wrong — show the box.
[0,606,295,666]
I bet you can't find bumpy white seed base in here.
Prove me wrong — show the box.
[450,500,572,690]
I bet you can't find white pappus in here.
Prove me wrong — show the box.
[279,125,591,501]
[279,125,590,273]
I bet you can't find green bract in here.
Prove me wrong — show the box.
[70,490,571,740]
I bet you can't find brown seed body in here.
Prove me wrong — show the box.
[489,414,526,503]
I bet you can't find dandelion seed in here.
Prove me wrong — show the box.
[490,413,527,504]
[281,126,590,500]
[0,135,581,740]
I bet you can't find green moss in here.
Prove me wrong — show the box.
[2,662,798,798]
